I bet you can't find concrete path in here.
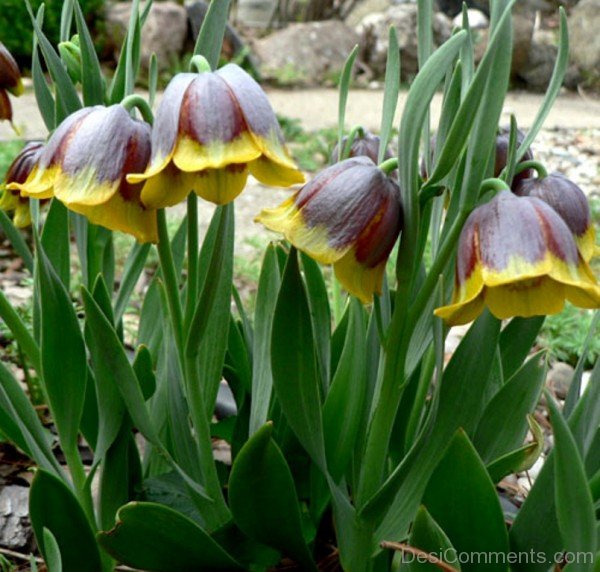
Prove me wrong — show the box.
[2,87,600,141]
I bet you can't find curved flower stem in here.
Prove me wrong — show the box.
[189,54,212,74]
[479,177,510,195]
[156,209,185,364]
[341,125,365,160]
[120,94,155,124]
[514,159,548,179]
[379,157,399,175]
[184,193,199,334]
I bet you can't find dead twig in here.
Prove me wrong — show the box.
[380,541,460,572]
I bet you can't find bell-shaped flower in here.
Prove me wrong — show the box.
[330,130,392,165]
[0,142,44,227]
[256,156,402,302]
[127,64,304,208]
[0,42,23,123]
[435,191,600,326]
[8,105,156,242]
[514,172,597,262]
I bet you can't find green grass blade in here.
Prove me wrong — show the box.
[378,27,400,164]
[336,45,359,161]
[193,0,232,68]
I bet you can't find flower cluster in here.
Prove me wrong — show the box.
[6,64,303,243]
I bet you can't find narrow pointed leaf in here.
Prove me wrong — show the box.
[193,0,231,68]
[547,393,597,568]
[271,248,326,471]
[73,0,104,105]
[229,424,316,571]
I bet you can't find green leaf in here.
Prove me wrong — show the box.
[43,528,63,572]
[510,359,600,570]
[323,298,367,482]
[422,430,509,570]
[25,0,81,118]
[365,311,501,542]
[193,0,231,69]
[0,361,61,475]
[82,287,159,445]
[41,200,70,288]
[300,252,331,391]
[499,316,545,380]
[271,248,326,472]
[250,244,281,434]
[186,204,234,415]
[124,0,142,97]
[133,345,156,401]
[404,506,459,571]
[29,469,101,572]
[84,285,126,463]
[32,16,56,132]
[0,210,34,274]
[229,423,316,570]
[114,242,151,323]
[474,354,545,463]
[547,392,597,569]
[459,4,474,93]
[378,26,400,163]
[486,416,544,483]
[36,236,87,468]
[98,502,242,571]
[515,8,569,163]
[73,0,104,105]
[336,45,359,161]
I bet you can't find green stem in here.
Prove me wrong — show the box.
[373,294,386,346]
[120,94,155,124]
[64,445,95,526]
[379,157,399,175]
[0,289,41,375]
[185,354,231,526]
[341,125,365,160]
[184,193,199,335]
[406,209,469,333]
[514,159,548,179]
[189,54,212,74]
[479,177,510,195]
[156,210,185,364]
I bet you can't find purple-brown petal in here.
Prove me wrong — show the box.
[330,132,392,165]
[0,43,22,94]
[151,72,196,160]
[0,89,12,122]
[513,172,591,238]
[494,127,534,186]
[4,142,44,185]
[179,73,248,145]
[216,64,281,141]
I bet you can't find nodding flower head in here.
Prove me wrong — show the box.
[9,105,156,243]
[0,42,23,123]
[256,156,403,303]
[0,142,44,227]
[435,190,600,326]
[514,172,597,263]
[494,126,534,188]
[330,130,392,165]
[127,64,304,209]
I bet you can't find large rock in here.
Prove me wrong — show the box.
[357,5,452,81]
[345,0,394,28]
[253,20,360,86]
[569,0,600,78]
[0,486,32,550]
[105,1,188,69]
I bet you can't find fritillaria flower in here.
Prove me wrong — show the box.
[435,191,600,326]
[256,156,402,303]
[128,64,304,208]
[330,129,392,165]
[494,127,534,187]
[514,172,597,262]
[0,42,23,123]
[0,142,44,227]
[8,105,156,243]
